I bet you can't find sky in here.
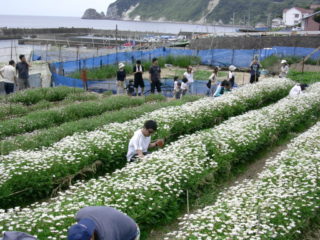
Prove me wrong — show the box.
[0,0,116,17]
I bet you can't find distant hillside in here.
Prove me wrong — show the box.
[104,0,318,25]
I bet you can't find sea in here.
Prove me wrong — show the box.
[0,15,238,63]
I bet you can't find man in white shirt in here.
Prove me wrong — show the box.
[289,84,308,97]
[127,120,164,162]
[183,66,194,94]
[0,60,17,94]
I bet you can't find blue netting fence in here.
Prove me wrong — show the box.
[47,46,320,94]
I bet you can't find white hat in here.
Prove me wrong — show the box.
[229,65,237,71]
[118,62,125,69]
[281,60,287,64]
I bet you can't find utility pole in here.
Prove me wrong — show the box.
[233,12,235,26]
[248,10,251,27]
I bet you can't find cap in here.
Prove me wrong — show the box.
[118,63,125,69]
[67,218,96,240]
[281,60,287,64]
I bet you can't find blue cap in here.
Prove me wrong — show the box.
[67,218,96,240]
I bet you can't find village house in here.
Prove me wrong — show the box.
[302,11,320,31]
[283,7,314,26]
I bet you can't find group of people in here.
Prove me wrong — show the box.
[0,55,31,95]
[116,58,162,96]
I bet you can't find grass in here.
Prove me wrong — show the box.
[69,55,201,80]
[261,55,320,69]
[288,71,320,85]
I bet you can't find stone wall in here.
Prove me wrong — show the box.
[190,35,320,50]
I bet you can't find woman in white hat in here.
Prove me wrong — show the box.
[228,65,237,88]
[279,60,289,78]
[117,62,126,94]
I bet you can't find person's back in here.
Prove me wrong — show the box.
[289,84,306,97]
[0,231,37,240]
[70,206,138,240]
[0,65,15,84]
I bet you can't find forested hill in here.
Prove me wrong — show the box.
[105,0,317,25]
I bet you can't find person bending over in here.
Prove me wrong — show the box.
[68,206,139,240]
[127,120,164,162]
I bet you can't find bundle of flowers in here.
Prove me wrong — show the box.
[168,121,320,240]
[1,82,319,240]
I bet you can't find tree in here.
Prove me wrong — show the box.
[314,8,320,23]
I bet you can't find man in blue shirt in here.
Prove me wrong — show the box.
[68,206,139,240]
[16,55,31,90]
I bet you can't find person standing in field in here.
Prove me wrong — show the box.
[214,80,231,97]
[0,60,17,94]
[181,77,189,96]
[183,66,194,94]
[228,65,236,88]
[116,62,126,95]
[279,60,289,78]
[149,58,161,94]
[133,60,145,96]
[249,57,261,84]
[16,55,31,90]
[207,66,219,96]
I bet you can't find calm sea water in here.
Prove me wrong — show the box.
[0,15,237,34]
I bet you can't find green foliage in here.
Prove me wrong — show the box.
[69,55,201,80]
[288,71,320,84]
[3,86,84,105]
[313,8,320,23]
[111,0,314,24]
[261,55,320,69]
[0,96,150,139]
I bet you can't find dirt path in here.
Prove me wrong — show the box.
[147,139,292,240]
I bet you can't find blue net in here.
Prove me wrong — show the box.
[48,46,319,93]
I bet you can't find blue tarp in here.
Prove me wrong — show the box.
[48,46,320,93]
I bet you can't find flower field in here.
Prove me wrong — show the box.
[0,81,319,240]
[168,120,320,240]
[0,78,294,208]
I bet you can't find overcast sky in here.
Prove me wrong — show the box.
[0,0,116,17]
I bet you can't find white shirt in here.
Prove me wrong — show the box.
[209,73,217,83]
[280,65,289,77]
[228,71,234,80]
[289,85,302,97]
[174,81,179,91]
[0,65,16,84]
[181,82,188,90]
[183,71,194,83]
[127,129,151,161]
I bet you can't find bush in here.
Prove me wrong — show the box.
[288,71,320,84]
[0,78,294,208]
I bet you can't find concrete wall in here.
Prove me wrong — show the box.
[190,35,320,50]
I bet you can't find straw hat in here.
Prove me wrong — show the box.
[281,60,287,64]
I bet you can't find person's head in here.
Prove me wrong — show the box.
[152,58,158,65]
[142,120,158,137]
[182,77,188,83]
[221,80,229,87]
[68,218,97,240]
[174,76,179,81]
[187,66,193,73]
[225,81,231,90]
[118,62,125,70]
[177,82,182,88]
[19,55,26,62]
[136,60,141,65]
[229,65,236,72]
[9,60,15,66]
[300,83,308,91]
[213,66,219,74]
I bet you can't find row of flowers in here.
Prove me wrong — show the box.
[0,82,319,240]
[0,94,165,139]
[0,96,199,155]
[0,78,294,208]
[168,120,320,240]
[0,91,100,121]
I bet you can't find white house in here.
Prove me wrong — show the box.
[283,7,314,26]
[272,18,283,28]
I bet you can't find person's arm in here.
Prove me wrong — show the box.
[133,135,146,158]
[0,67,4,78]
[133,66,137,75]
[149,68,152,82]
[149,139,164,148]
